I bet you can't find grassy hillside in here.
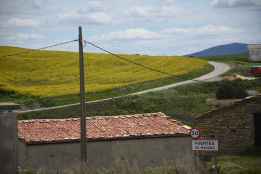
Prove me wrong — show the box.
[0,46,211,106]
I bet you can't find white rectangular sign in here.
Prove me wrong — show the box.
[192,140,218,151]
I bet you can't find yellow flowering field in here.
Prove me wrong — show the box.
[0,46,209,97]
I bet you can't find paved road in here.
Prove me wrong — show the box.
[195,61,230,82]
[128,61,230,95]
[17,61,230,114]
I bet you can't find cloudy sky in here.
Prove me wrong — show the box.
[0,0,261,55]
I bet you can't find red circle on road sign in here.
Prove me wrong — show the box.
[190,128,200,139]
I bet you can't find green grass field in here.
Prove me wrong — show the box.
[0,46,211,106]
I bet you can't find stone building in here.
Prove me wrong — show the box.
[17,112,195,173]
[248,44,261,62]
[195,96,261,153]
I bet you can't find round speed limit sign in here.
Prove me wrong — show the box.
[190,128,200,139]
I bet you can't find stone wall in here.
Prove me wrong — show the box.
[18,136,197,174]
[195,96,261,154]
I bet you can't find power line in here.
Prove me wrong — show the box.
[37,39,78,50]
[85,41,174,77]
[2,39,174,76]
[0,39,78,59]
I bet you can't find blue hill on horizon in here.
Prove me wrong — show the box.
[187,43,249,57]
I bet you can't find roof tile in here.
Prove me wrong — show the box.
[18,112,191,145]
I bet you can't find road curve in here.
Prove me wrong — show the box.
[131,61,230,95]
[195,61,230,82]
[17,61,230,114]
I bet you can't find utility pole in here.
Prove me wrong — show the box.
[79,26,87,167]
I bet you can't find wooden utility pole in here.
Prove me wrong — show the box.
[79,26,87,166]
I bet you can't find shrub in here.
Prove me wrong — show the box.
[216,80,248,99]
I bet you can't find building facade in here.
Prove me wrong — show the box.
[195,96,261,154]
[248,44,261,62]
[18,112,196,173]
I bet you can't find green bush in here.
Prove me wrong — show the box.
[216,80,248,99]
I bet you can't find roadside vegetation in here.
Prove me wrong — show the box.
[18,81,216,122]
[0,46,211,107]
[19,160,201,174]
[20,166,191,174]
[19,78,260,123]
[217,155,261,174]
[216,147,261,174]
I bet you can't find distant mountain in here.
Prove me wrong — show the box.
[187,43,248,57]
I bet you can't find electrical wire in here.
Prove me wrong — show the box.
[0,39,78,59]
[37,39,78,50]
[1,38,175,77]
[85,41,174,77]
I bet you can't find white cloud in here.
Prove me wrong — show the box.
[2,33,44,42]
[0,0,48,15]
[86,1,105,12]
[127,6,153,18]
[7,18,39,27]
[211,0,260,8]
[90,25,240,52]
[59,10,112,25]
[16,33,44,40]
[253,0,261,6]
[95,28,163,41]
[161,0,176,5]
[88,12,112,24]
[163,25,238,35]
[127,5,180,18]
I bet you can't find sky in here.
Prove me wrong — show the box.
[0,0,261,55]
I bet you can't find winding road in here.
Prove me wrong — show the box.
[17,61,230,114]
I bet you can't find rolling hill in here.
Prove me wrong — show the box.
[0,46,211,106]
[188,43,248,57]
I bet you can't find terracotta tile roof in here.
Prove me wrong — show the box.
[18,112,191,145]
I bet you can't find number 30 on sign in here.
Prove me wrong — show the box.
[190,128,200,139]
